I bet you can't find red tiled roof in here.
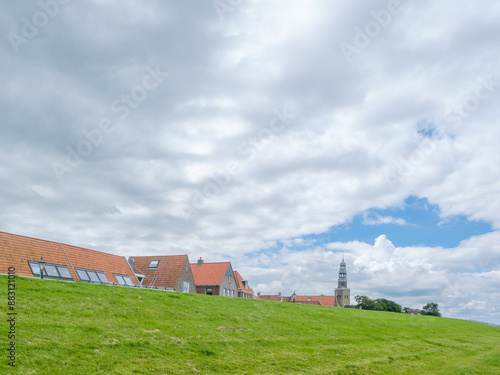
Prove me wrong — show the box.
[234,270,254,295]
[0,231,138,285]
[257,294,336,306]
[130,255,189,288]
[293,295,336,307]
[190,262,231,285]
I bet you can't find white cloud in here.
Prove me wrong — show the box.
[362,212,408,226]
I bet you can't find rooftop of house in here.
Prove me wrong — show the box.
[257,293,336,307]
[130,255,189,288]
[292,295,336,307]
[0,231,139,286]
[234,270,254,295]
[190,261,232,285]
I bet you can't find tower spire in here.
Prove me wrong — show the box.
[335,256,350,307]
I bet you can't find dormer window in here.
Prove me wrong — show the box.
[148,260,159,269]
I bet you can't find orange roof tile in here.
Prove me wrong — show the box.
[0,231,138,286]
[234,270,254,295]
[190,262,231,285]
[130,255,189,288]
[293,295,336,307]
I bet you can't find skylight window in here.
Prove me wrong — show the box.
[28,261,41,275]
[97,271,109,284]
[76,269,90,281]
[44,264,60,277]
[87,270,101,283]
[57,266,72,279]
[28,261,73,281]
[123,276,134,286]
[75,268,111,284]
[114,274,135,286]
[148,260,159,268]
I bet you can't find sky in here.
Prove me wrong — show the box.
[1,0,499,324]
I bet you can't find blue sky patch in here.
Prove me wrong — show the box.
[292,196,493,249]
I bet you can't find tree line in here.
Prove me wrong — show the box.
[354,295,441,316]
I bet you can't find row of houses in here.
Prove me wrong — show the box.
[0,231,254,298]
[257,292,337,307]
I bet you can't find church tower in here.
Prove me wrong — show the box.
[335,256,350,307]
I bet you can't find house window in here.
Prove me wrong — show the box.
[182,281,190,293]
[76,269,90,281]
[57,266,72,279]
[75,268,111,284]
[28,261,73,281]
[97,271,110,284]
[44,264,59,277]
[206,288,213,295]
[148,260,159,268]
[28,261,41,275]
[113,273,135,286]
[307,298,312,302]
[87,270,101,283]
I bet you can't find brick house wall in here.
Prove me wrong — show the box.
[173,257,196,293]
[219,272,237,296]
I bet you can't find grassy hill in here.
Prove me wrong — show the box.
[1,276,499,374]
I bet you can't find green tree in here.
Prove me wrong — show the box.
[375,298,403,313]
[354,295,376,310]
[421,302,441,317]
[355,296,402,313]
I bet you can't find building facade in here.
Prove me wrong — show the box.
[129,255,196,292]
[190,258,238,297]
[334,256,350,307]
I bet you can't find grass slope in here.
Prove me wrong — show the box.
[1,276,499,375]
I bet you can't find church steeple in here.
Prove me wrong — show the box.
[335,256,350,307]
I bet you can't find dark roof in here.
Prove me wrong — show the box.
[0,231,139,285]
[130,255,190,288]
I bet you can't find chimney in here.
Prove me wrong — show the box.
[197,257,204,266]
[278,292,281,298]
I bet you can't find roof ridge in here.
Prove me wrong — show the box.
[0,231,117,256]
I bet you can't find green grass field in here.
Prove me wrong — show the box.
[1,276,499,374]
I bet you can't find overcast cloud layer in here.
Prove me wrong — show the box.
[1,0,499,324]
